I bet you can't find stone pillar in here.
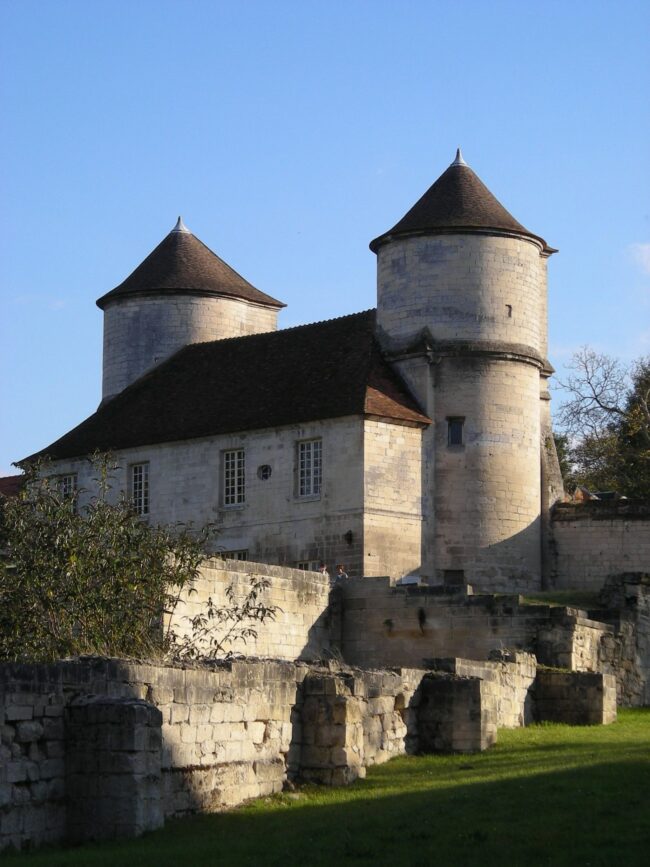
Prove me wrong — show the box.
[65,697,163,842]
[416,672,497,752]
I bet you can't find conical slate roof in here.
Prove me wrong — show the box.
[97,218,285,310]
[370,150,553,253]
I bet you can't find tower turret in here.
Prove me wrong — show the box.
[372,150,560,592]
[97,218,285,402]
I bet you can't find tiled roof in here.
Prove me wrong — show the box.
[96,221,284,310]
[26,311,429,462]
[370,152,553,254]
[0,475,25,497]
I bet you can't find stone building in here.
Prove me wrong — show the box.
[28,150,565,592]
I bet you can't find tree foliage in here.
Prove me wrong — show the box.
[0,456,277,663]
[556,349,650,497]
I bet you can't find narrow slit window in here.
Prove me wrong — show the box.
[447,418,465,446]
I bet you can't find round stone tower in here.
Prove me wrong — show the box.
[97,218,285,402]
[371,150,559,592]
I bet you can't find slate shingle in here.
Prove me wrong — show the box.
[27,310,429,462]
[370,159,553,253]
[96,224,284,310]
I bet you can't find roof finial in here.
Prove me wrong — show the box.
[172,216,190,234]
[451,147,467,167]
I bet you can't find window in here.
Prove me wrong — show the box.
[447,417,464,446]
[57,473,77,512]
[130,463,149,516]
[223,449,245,506]
[298,439,322,497]
[57,473,77,499]
[220,549,248,561]
[297,560,321,572]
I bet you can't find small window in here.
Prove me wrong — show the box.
[57,473,77,499]
[220,549,248,561]
[223,449,245,506]
[447,418,464,446]
[257,464,272,480]
[130,463,149,516]
[296,560,321,572]
[298,439,322,497]
[443,569,465,586]
[56,474,77,512]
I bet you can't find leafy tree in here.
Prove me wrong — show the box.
[0,456,276,662]
[556,349,650,497]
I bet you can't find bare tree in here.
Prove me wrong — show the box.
[555,348,650,495]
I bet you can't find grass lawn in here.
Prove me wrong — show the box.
[7,709,650,867]
[520,590,602,609]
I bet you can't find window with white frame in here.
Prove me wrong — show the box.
[57,473,77,499]
[223,449,245,506]
[220,549,248,561]
[298,438,322,497]
[57,473,77,511]
[130,463,149,516]
[296,560,321,572]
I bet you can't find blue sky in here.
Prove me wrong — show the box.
[1,0,649,475]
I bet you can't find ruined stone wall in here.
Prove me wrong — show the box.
[536,609,612,673]
[0,658,300,851]
[551,501,650,591]
[598,575,650,707]
[298,668,424,785]
[1,655,619,852]
[429,653,537,729]
[534,671,617,725]
[340,579,551,668]
[169,559,333,662]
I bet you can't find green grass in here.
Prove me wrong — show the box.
[8,709,650,867]
[520,590,602,609]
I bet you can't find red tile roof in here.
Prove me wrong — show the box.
[0,475,25,498]
[26,310,429,462]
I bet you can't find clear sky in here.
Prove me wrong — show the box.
[1,0,649,476]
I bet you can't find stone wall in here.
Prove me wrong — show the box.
[429,653,537,729]
[47,416,368,577]
[298,668,424,785]
[1,655,618,852]
[65,698,163,843]
[536,609,612,672]
[376,234,547,353]
[169,559,333,661]
[340,579,551,668]
[598,574,650,707]
[102,294,279,401]
[534,671,617,725]
[0,658,299,850]
[551,501,650,591]
[417,674,496,752]
[362,419,424,581]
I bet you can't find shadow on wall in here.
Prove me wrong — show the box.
[438,515,543,595]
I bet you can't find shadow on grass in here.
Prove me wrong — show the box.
[10,725,650,867]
